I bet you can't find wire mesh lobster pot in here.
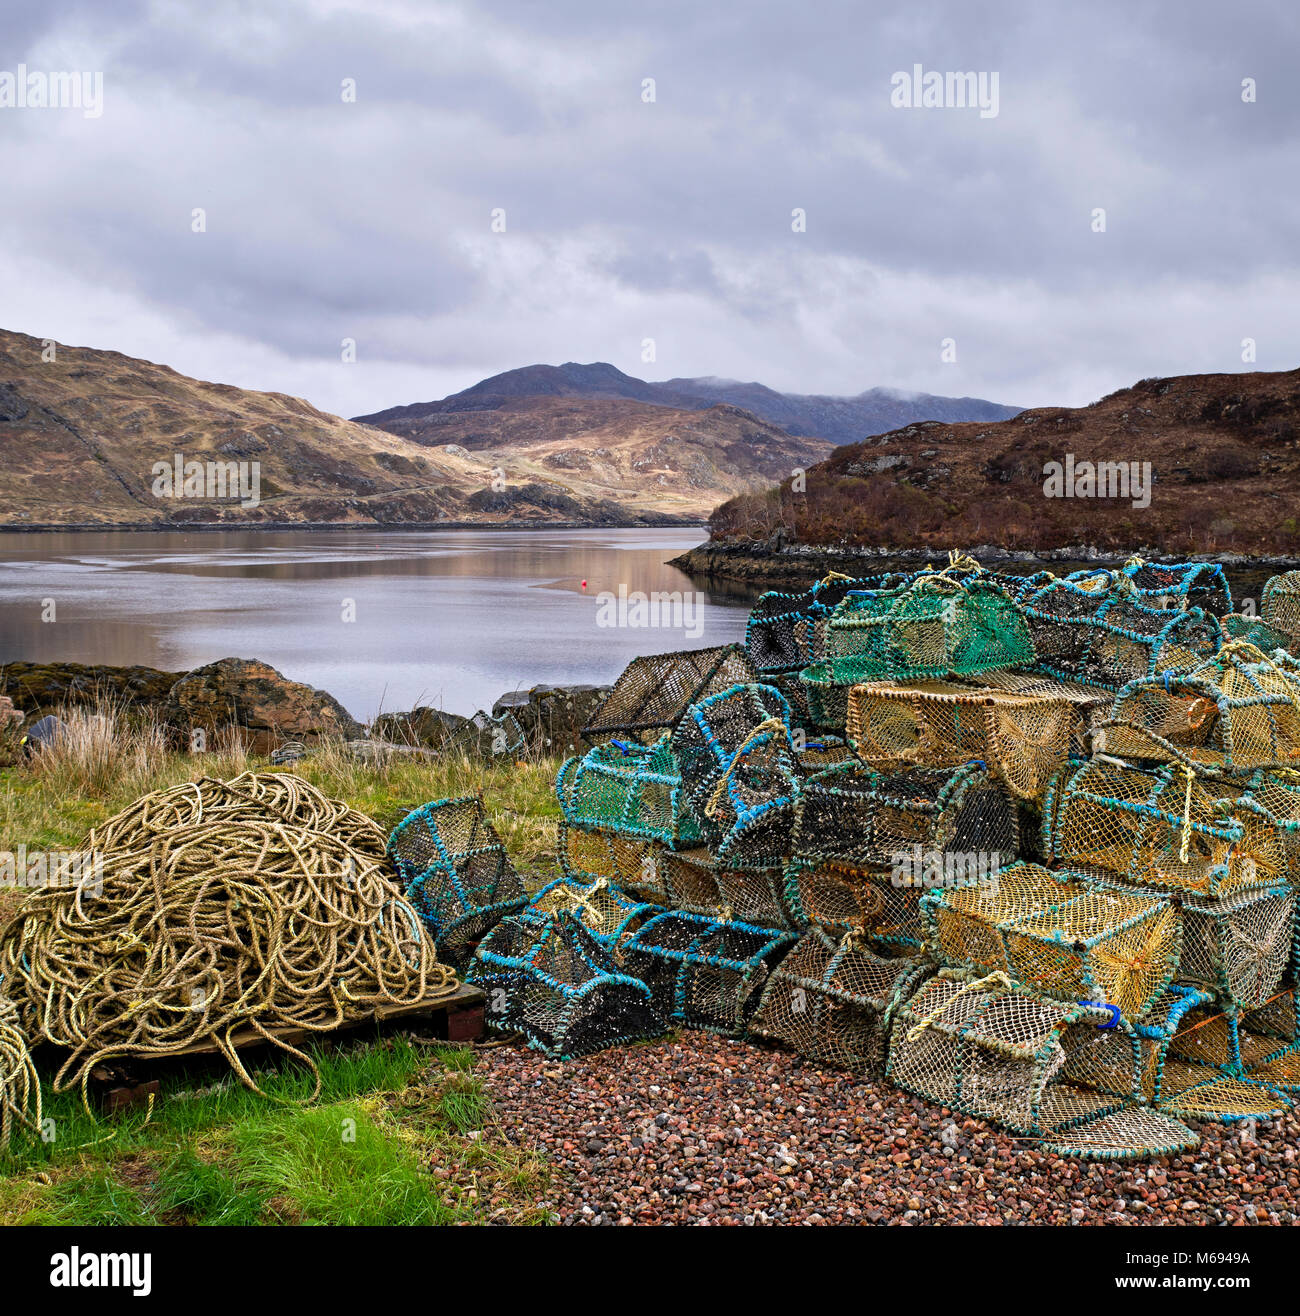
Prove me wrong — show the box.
[1119,559,1233,617]
[1261,571,1300,645]
[1098,644,1300,772]
[784,859,929,947]
[790,761,1020,875]
[846,679,1078,800]
[744,573,909,674]
[556,735,704,848]
[1041,759,1257,898]
[806,574,1036,687]
[468,912,665,1058]
[621,911,797,1036]
[1018,571,1224,692]
[580,644,757,745]
[955,667,1111,757]
[1133,985,1292,1122]
[751,928,934,1075]
[921,862,1180,1022]
[886,971,1197,1158]
[388,795,528,969]
[557,821,666,903]
[528,875,663,951]
[669,683,802,869]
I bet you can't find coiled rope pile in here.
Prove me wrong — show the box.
[0,772,455,1102]
[0,994,40,1150]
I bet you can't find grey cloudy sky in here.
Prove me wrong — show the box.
[1,0,1297,417]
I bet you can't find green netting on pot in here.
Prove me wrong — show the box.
[388,795,528,969]
[744,573,911,675]
[807,572,1035,686]
[1220,613,1294,654]
[1097,642,1300,772]
[528,875,663,951]
[1262,571,1300,645]
[790,761,1019,874]
[795,666,852,731]
[621,910,797,1037]
[581,644,757,745]
[886,970,1147,1142]
[445,707,529,759]
[1017,570,1223,692]
[1133,986,1292,1123]
[669,683,802,869]
[556,821,667,903]
[1118,559,1233,617]
[750,928,934,1075]
[556,735,703,848]
[1041,759,1259,898]
[783,859,928,947]
[921,862,1180,1023]
[468,911,665,1059]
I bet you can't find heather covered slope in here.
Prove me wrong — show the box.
[704,368,1300,558]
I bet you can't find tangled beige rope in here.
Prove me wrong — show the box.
[0,993,40,1150]
[0,772,455,1103]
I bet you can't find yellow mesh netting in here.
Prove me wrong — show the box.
[845,679,1078,799]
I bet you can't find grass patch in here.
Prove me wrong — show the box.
[1,1037,551,1226]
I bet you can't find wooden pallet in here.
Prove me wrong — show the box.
[85,982,486,1110]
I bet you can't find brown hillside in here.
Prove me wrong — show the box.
[707,368,1300,557]
[0,330,827,528]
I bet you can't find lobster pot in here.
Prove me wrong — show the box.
[886,973,1194,1158]
[1133,986,1291,1123]
[791,762,1019,873]
[621,911,797,1036]
[1165,991,1300,1081]
[557,822,666,904]
[388,796,527,969]
[670,683,801,869]
[1179,885,1297,1010]
[1225,771,1300,883]
[1018,571,1223,691]
[795,735,861,773]
[468,913,665,1059]
[1042,759,1254,897]
[580,644,757,746]
[750,929,934,1075]
[846,680,1077,800]
[796,666,852,731]
[657,848,722,913]
[1119,560,1233,617]
[1220,613,1294,655]
[921,862,1180,1023]
[528,875,662,951]
[556,735,703,848]
[784,860,928,947]
[1098,645,1300,772]
[810,575,1036,686]
[745,574,908,674]
[1262,571,1300,645]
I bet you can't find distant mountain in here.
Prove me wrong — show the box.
[0,331,827,528]
[702,366,1300,558]
[355,363,1022,446]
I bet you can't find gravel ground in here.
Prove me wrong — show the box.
[476,1031,1300,1226]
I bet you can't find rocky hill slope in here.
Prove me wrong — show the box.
[697,367,1300,562]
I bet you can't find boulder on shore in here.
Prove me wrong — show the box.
[164,657,361,752]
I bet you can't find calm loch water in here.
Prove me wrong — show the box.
[0,528,752,720]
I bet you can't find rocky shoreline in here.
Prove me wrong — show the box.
[670,539,1300,592]
[0,657,609,759]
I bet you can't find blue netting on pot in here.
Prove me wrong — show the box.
[1016,569,1223,692]
[669,683,802,869]
[621,910,797,1036]
[468,911,665,1058]
[387,794,528,969]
